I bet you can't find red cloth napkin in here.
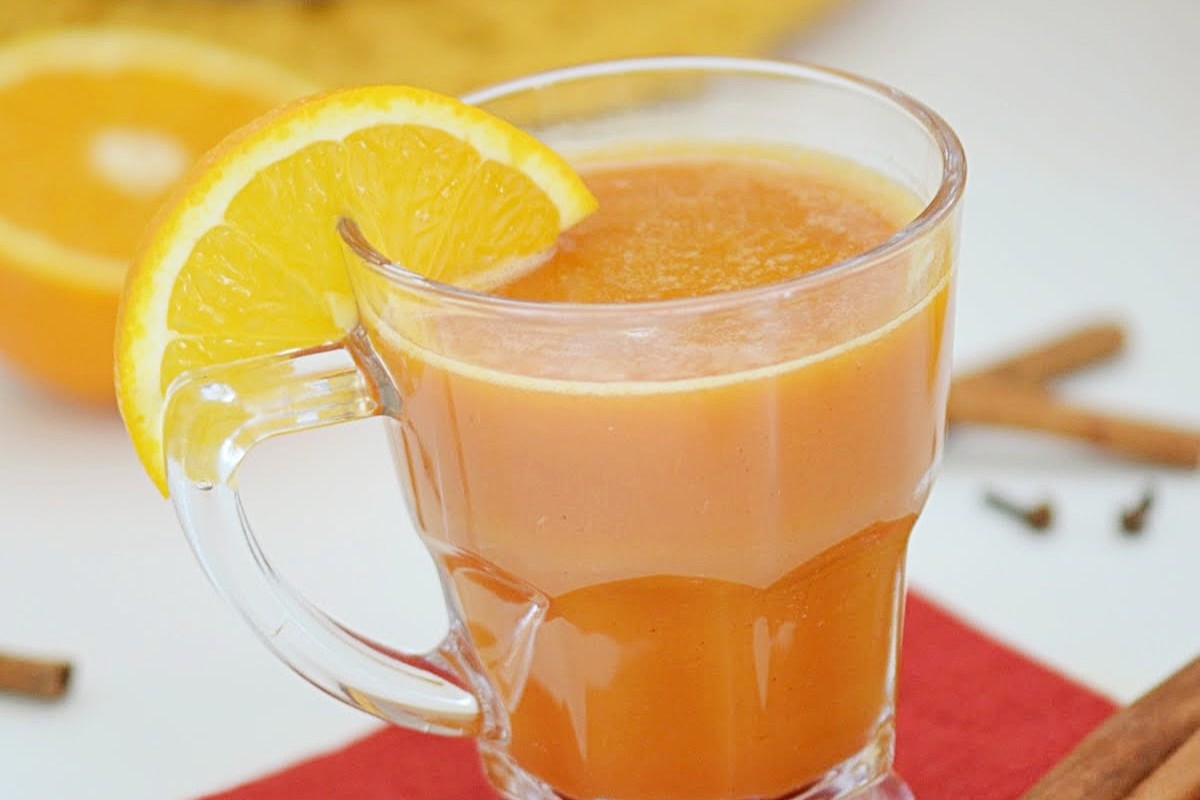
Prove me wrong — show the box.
[204,593,1115,800]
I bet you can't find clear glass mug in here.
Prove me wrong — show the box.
[165,57,965,800]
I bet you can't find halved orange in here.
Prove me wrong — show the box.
[0,28,315,403]
[115,85,597,494]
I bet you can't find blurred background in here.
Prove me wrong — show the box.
[1,1,1198,798]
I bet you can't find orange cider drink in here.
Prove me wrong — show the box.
[372,140,955,796]
[366,132,959,800]
[348,59,966,799]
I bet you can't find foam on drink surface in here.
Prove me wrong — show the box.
[498,150,913,303]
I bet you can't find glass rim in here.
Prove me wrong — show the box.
[343,55,966,319]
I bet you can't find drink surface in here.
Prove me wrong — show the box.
[498,150,906,303]
[376,147,953,799]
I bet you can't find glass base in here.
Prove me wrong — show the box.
[480,738,913,800]
[485,774,913,800]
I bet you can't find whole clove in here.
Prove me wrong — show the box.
[984,490,1054,532]
[1119,487,1156,535]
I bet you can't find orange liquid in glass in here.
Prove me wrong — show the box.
[382,150,952,800]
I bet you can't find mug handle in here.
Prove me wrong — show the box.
[162,334,482,737]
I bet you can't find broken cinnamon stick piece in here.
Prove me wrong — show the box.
[960,321,1126,385]
[948,378,1200,468]
[0,650,72,700]
[1122,726,1200,800]
[1020,655,1200,800]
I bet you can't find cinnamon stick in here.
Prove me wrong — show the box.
[1123,726,1200,800]
[958,321,1126,385]
[0,650,72,700]
[1020,655,1200,800]
[949,378,1200,468]
[949,321,1200,468]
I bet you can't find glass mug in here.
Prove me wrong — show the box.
[165,58,965,800]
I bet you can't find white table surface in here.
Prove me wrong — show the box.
[3,0,1199,797]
